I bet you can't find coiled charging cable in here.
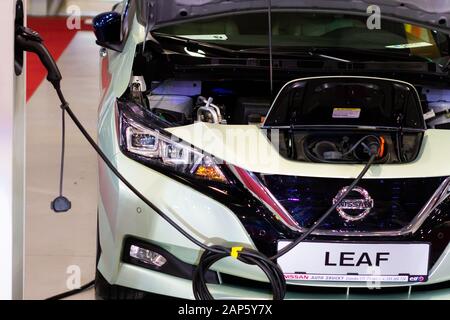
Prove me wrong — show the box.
[49,83,380,300]
[193,147,379,299]
[50,85,286,299]
[20,23,380,300]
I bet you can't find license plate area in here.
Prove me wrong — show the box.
[277,241,430,283]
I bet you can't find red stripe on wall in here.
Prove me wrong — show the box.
[26,17,93,101]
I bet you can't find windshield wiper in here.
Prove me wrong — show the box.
[239,47,352,63]
[152,34,353,65]
[152,32,237,56]
[312,47,433,62]
[244,46,432,63]
[308,51,351,63]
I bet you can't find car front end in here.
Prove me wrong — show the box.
[94,0,450,299]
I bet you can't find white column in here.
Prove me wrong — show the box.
[0,0,25,300]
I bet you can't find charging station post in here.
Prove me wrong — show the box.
[0,0,25,300]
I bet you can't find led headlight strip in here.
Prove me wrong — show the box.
[119,107,228,184]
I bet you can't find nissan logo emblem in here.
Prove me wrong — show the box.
[333,186,374,221]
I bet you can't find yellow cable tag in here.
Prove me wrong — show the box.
[230,247,243,259]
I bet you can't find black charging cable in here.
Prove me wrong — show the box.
[193,246,286,300]
[14,25,71,213]
[192,150,378,299]
[50,83,379,300]
[50,107,72,213]
[46,280,95,300]
[53,84,287,300]
[306,135,381,164]
[19,25,380,300]
[273,150,378,260]
[52,77,379,301]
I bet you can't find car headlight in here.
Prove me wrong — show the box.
[118,102,228,184]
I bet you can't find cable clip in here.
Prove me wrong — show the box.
[230,247,243,259]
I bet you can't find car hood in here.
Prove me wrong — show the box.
[137,0,450,33]
[166,123,450,179]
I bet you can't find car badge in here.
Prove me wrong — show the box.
[333,186,374,221]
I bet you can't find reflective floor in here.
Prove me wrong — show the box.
[25,31,99,300]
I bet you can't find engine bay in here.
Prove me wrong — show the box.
[123,40,450,165]
[134,78,272,127]
[263,76,427,164]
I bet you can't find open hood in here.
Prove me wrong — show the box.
[137,0,450,33]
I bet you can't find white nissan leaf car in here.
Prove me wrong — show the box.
[92,0,450,299]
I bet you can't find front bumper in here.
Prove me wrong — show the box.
[97,152,450,299]
[107,263,450,300]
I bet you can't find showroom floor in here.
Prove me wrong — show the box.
[25,31,99,300]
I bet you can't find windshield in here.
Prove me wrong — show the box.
[154,12,448,60]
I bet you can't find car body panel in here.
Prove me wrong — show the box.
[97,148,450,293]
[98,15,146,124]
[113,249,450,299]
[95,3,450,299]
[167,123,450,179]
[97,150,268,284]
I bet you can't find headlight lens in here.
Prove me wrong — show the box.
[119,104,228,184]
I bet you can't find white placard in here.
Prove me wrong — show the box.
[278,241,429,283]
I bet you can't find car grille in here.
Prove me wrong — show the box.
[257,175,447,235]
